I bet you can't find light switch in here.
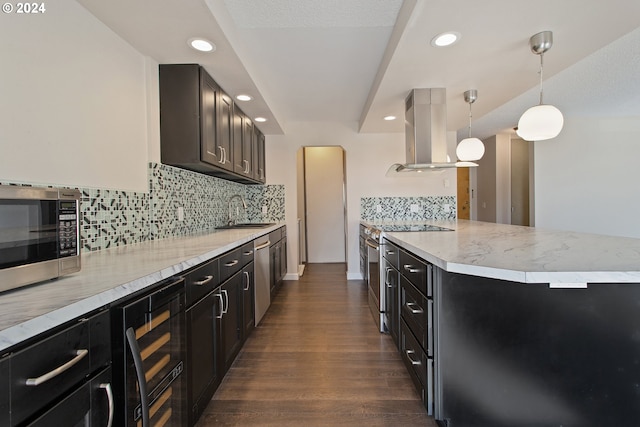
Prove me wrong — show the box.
[177,206,184,221]
[443,204,451,213]
[376,205,382,214]
[410,204,419,213]
[443,179,450,188]
[262,205,268,215]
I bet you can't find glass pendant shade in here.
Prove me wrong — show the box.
[456,137,485,161]
[516,104,564,141]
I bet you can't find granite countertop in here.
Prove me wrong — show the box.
[364,219,640,284]
[0,223,283,353]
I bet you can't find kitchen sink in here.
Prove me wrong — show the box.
[216,222,276,230]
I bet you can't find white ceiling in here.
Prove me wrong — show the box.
[76,0,640,139]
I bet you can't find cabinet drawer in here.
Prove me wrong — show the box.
[400,319,434,416]
[220,247,243,283]
[399,249,432,297]
[240,241,254,267]
[11,310,110,426]
[382,239,399,268]
[185,257,220,307]
[400,276,433,356]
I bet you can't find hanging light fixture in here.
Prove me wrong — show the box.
[456,89,485,162]
[517,31,564,141]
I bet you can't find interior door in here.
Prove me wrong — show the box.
[303,146,346,263]
[457,167,470,220]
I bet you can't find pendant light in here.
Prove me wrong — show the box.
[517,31,564,141]
[456,89,485,161]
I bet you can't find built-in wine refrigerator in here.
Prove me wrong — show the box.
[112,277,186,427]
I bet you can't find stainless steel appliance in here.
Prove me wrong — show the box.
[362,223,452,333]
[112,277,186,427]
[0,185,80,293]
[254,235,271,325]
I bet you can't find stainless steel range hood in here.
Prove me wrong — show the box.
[387,88,477,175]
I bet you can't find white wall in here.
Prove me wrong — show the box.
[535,116,640,238]
[266,120,456,280]
[0,0,150,192]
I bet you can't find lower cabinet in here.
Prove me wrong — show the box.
[219,272,244,373]
[2,309,112,426]
[269,227,287,298]
[242,261,255,339]
[187,289,222,425]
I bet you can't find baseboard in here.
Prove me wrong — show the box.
[283,272,299,281]
[346,271,365,281]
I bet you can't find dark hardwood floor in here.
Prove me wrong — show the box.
[196,263,436,426]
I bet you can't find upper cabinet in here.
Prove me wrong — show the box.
[159,64,265,184]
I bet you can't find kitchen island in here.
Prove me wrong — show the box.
[375,219,640,427]
[0,223,284,353]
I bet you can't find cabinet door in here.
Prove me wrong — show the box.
[219,273,243,373]
[242,262,255,339]
[90,366,112,427]
[384,258,400,347]
[187,291,220,424]
[240,117,254,177]
[216,90,234,171]
[233,103,244,176]
[253,128,265,182]
[0,356,8,426]
[200,70,223,167]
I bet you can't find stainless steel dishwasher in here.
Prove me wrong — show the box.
[254,235,271,325]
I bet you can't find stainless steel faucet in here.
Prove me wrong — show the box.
[227,194,247,226]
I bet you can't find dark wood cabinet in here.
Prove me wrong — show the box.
[241,261,255,339]
[0,356,9,426]
[253,129,266,183]
[219,272,243,373]
[269,227,287,298]
[159,63,265,184]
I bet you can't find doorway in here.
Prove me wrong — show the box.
[297,146,347,265]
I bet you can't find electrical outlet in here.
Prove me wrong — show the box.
[376,205,382,214]
[443,204,451,213]
[262,205,268,215]
[443,179,450,188]
[410,204,419,213]
[177,206,184,221]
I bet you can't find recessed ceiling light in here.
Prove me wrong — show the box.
[431,32,461,47]
[236,94,252,101]
[188,38,216,52]
[384,115,397,121]
[254,117,267,123]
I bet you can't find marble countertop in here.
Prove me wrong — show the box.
[364,220,640,284]
[0,223,283,353]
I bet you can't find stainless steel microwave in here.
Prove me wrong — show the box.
[0,185,81,293]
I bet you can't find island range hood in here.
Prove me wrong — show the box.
[386,88,477,175]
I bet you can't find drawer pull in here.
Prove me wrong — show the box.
[99,382,114,427]
[243,250,254,256]
[25,349,88,386]
[224,259,239,267]
[193,275,213,286]
[254,240,271,250]
[243,271,251,291]
[386,250,396,255]
[406,302,424,314]
[403,264,420,273]
[405,350,422,366]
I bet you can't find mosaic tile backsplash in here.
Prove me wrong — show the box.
[361,196,457,221]
[1,162,285,252]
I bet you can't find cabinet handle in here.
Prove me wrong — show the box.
[222,289,229,314]
[224,259,239,267]
[405,302,424,314]
[25,349,88,386]
[216,293,224,319]
[403,264,420,274]
[386,250,396,255]
[99,383,114,427]
[243,250,254,256]
[125,328,150,427]
[405,350,422,366]
[243,271,250,291]
[218,146,225,164]
[243,159,250,174]
[193,275,214,286]
[385,267,394,287]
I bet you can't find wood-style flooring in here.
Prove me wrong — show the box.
[196,263,436,426]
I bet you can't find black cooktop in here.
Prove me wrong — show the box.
[372,224,453,232]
